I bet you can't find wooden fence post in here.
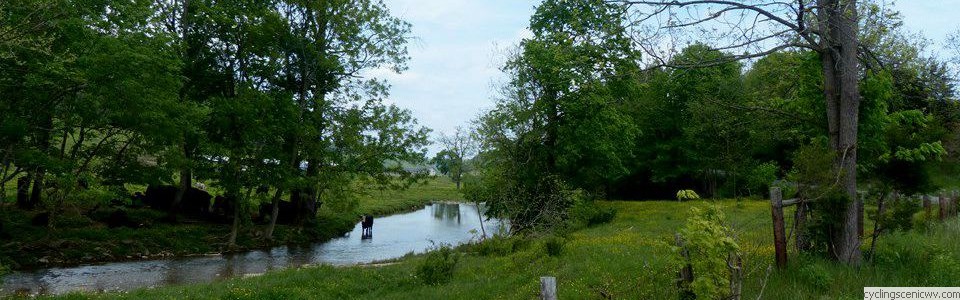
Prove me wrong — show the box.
[540,276,557,300]
[923,195,932,218]
[770,187,787,268]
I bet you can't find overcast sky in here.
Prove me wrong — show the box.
[373,0,960,155]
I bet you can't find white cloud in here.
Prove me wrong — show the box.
[369,0,537,154]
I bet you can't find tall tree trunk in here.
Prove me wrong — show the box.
[171,0,195,222]
[818,0,862,264]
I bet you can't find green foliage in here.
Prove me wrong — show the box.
[745,162,779,196]
[887,197,922,232]
[0,0,430,248]
[675,190,700,201]
[431,150,457,176]
[806,191,851,255]
[470,0,641,223]
[675,205,740,300]
[416,246,460,285]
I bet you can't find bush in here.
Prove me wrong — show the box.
[473,235,528,256]
[745,162,779,196]
[675,205,740,300]
[543,235,565,257]
[416,246,459,285]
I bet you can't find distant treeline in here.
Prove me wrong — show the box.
[464,0,959,233]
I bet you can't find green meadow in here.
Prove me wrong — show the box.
[44,199,960,299]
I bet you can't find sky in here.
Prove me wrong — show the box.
[368,0,537,155]
[373,0,960,155]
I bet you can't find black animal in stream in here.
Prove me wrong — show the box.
[361,215,374,238]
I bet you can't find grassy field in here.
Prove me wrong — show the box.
[44,199,960,299]
[354,176,465,217]
[0,177,463,270]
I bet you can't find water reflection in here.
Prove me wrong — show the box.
[1,202,506,296]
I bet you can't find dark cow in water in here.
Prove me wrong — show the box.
[144,185,212,218]
[361,215,374,238]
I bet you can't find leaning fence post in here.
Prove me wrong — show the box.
[770,187,787,268]
[540,276,557,300]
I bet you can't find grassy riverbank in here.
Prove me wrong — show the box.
[355,177,465,217]
[46,199,960,299]
[0,177,463,271]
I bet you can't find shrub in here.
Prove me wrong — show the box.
[745,162,779,196]
[416,246,460,285]
[675,205,740,300]
[543,235,565,257]
[474,235,527,256]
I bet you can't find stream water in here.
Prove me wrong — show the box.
[1,202,505,296]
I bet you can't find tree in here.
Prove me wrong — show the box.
[0,0,66,206]
[629,44,755,198]
[1,0,183,217]
[617,0,867,264]
[434,127,477,189]
[255,0,427,232]
[471,0,640,231]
